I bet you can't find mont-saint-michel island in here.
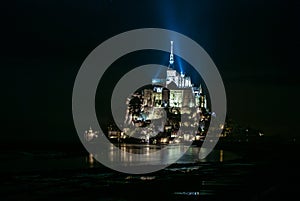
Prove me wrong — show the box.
[84,41,263,145]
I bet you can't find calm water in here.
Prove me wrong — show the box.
[0,145,239,173]
[0,143,298,201]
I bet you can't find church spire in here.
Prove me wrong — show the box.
[169,41,174,66]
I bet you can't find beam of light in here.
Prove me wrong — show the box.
[154,66,163,79]
[176,56,184,75]
[172,41,184,75]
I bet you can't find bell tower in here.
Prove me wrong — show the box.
[169,40,174,66]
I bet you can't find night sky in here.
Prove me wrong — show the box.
[3,0,299,145]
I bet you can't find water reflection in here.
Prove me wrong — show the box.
[87,144,239,168]
[87,153,94,168]
[100,143,189,167]
[220,149,223,162]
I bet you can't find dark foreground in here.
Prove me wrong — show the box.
[0,139,299,201]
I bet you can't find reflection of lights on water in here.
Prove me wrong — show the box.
[174,192,200,196]
[220,150,223,162]
[88,153,94,168]
[174,139,180,143]
[121,146,127,154]
[145,147,150,156]
[140,176,155,180]
[125,176,156,181]
[109,144,115,162]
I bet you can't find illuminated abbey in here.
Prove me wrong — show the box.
[84,41,261,144]
[110,41,211,143]
[150,41,207,109]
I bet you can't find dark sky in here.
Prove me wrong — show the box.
[3,0,299,144]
